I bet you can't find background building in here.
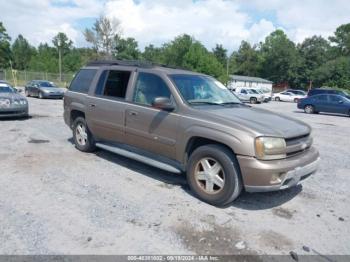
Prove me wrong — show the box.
[227,75,273,93]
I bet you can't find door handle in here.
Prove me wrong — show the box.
[129,111,138,116]
[90,104,96,108]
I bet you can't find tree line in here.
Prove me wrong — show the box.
[0,16,349,90]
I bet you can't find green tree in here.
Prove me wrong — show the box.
[114,36,140,60]
[212,44,227,67]
[142,44,164,64]
[162,34,193,67]
[184,41,227,82]
[260,30,300,86]
[312,57,350,89]
[232,40,260,76]
[329,23,350,56]
[12,34,34,70]
[84,15,122,58]
[52,32,73,55]
[297,36,330,87]
[0,22,11,68]
[29,43,57,73]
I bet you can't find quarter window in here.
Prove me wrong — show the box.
[69,69,97,94]
[133,72,171,106]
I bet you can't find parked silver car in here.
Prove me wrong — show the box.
[25,80,65,99]
[0,81,28,118]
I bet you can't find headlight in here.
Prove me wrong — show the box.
[255,137,286,160]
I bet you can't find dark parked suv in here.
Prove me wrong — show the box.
[64,60,320,206]
[308,88,350,99]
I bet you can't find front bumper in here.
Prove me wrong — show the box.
[0,107,28,118]
[237,147,320,192]
[42,92,64,98]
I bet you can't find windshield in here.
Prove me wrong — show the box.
[39,81,56,88]
[170,74,241,105]
[0,83,15,93]
[247,89,257,94]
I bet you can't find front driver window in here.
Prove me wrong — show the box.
[133,72,171,106]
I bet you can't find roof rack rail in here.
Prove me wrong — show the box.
[87,60,158,68]
[86,59,188,71]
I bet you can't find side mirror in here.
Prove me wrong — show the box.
[338,100,344,104]
[152,97,175,111]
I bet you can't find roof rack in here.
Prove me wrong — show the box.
[87,60,159,68]
[86,59,188,71]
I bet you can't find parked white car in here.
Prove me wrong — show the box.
[273,91,306,103]
[234,87,265,104]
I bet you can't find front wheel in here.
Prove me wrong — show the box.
[38,92,44,99]
[72,117,96,152]
[304,105,314,114]
[25,90,30,97]
[187,144,242,206]
[294,98,299,103]
[250,97,257,104]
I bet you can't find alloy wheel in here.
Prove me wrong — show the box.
[75,123,88,146]
[194,157,225,194]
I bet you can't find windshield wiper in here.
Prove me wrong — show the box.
[218,102,242,105]
[188,101,222,105]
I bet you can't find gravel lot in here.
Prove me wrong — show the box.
[0,97,349,256]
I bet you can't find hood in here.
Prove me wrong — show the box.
[200,105,310,139]
[40,87,65,92]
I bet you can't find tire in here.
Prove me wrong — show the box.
[250,97,257,104]
[275,97,280,101]
[294,98,299,103]
[72,117,96,152]
[38,92,44,99]
[186,144,243,206]
[304,105,314,114]
[25,90,30,97]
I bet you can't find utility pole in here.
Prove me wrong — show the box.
[58,44,62,82]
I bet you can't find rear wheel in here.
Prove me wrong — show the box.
[25,90,30,97]
[250,97,257,104]
[187,144,242,206]
[304,105,314,114]
[275,97,280,101]
[294,98,299,103]
[72,117,96,152]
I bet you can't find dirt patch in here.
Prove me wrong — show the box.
[28,139,50,144]
[258,230,293,250]
[272,207,295,219]
[175,222,260,258]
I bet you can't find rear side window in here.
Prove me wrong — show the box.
[97,70,131,99]
[315,95,328,101]
[69,69,97,94]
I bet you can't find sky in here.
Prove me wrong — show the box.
[1,0,349,52]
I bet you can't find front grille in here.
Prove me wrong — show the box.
[285,133,312,157]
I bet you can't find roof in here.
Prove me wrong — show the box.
[230,75,273,84]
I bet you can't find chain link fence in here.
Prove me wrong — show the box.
[0,69,75,88]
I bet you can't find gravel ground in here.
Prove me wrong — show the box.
[0,97,349,256]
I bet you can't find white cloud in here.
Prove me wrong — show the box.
[1,0,103,46]
[238,0,350,43]
[104,0,275,51]
[0,0,349,52]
